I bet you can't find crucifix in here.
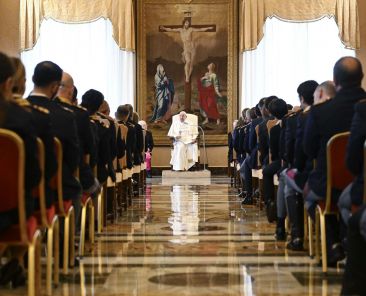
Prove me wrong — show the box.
[159,12,216,111]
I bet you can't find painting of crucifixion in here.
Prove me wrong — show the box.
[137,0,238,145]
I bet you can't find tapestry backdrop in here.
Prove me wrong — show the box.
[137,0,238,145]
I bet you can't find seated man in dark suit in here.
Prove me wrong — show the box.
[342,205,366,295]
[27,62,82,215]
[262,98,288,225]
[258,96,277,167]
[55,73,100,220]
[228,120,238,164]
[281,80,319,248]
[27,62,82,268]
[81,90,111,186]
[11,57,58,210]
[139,120,154,178]
[340,99,366,295]
[303,56,366,265]
[239,102,263,204]
[338,98,366,226]
[0,52,41,286]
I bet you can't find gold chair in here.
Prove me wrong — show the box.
[0,129,42,296]
[52,137,75,275]
[314,132,353,273]
[34,138,59,295]
[79,164,95,257]
[306,159,318,258]
[79,193,95,257]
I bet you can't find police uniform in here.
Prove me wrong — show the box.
[54,97,96,192]
[27,94,82,201]
[0,100,41,232]
[89,114,111,184]
[13,97,57,208]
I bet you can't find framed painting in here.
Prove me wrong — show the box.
[137,0,238,145]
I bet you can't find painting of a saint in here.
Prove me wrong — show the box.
[197,62,222,125]
[150,64,174,123]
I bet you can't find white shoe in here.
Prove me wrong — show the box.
[216,119,221,125]
[202,118,209,125]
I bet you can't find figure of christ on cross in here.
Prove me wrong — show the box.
[159,17,216,111]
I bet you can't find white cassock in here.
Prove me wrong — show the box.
[168,120,198,171]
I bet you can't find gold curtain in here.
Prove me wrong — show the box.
[240,0,360,52]
[20,0,135,51]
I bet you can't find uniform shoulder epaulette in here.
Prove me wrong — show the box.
[302,106,311,114]
[31,104,49,114]
[90,114,110,128]
[60,105,74,113]
[101,112,116,123]
[286,110,302,119]
[13,99,31,107]
[76,105,87,111]
[358,98,366,104]
[12,99,32,113]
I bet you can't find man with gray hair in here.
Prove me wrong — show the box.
[168,111,198,171]
[313,80,336,105]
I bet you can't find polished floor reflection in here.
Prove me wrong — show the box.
[1,177,343,295]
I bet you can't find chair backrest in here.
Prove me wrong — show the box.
[326,132,353,211]
[35,138,49,227]
[266,119,278,136]
[0,129,27,241]
[364,140,366,203]
[52,137,65,215]
[267,119,279,164]
[255,125,261,167]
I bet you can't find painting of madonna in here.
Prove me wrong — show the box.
[150,64,175,124]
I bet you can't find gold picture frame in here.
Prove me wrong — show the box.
[137,0,238,146]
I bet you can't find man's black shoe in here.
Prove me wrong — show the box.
[286,238,304,251]
[236,191,245,198]
[241,196,253,205]
[11,266,26,288]
[0,259,19,286]
[265,201,277,223]
[275,229,287,241]
[327,243,345,267]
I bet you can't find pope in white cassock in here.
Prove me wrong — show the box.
[168,111,199,171]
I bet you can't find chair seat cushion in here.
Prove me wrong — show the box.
[34,205,56,226]
[116,172,122,183]
[46,205,56,224]
[107,176,116,187]
[0,216,38,243]
[56,200,73,215]
[81,193,91,205]
[317,200,338,213]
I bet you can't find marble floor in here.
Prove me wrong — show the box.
[1,177,344,295]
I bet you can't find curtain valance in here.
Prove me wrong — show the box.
[20,0,135,51]
[240,0,360,51]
